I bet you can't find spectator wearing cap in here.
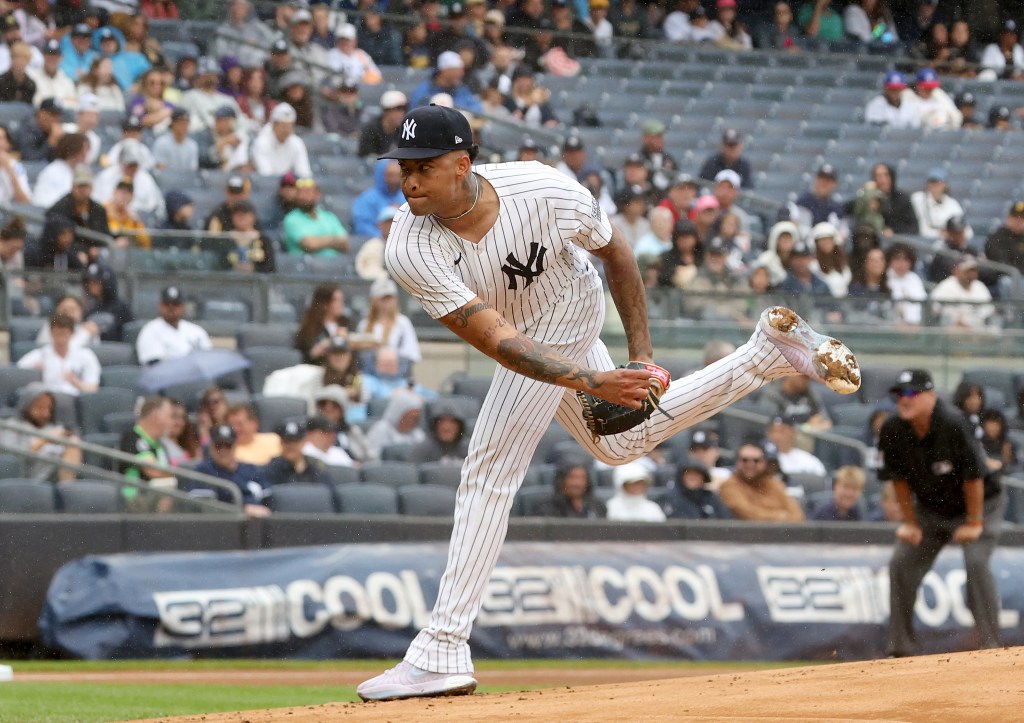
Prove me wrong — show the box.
[687,5,717,43]
[82,261,133,343]
[687,237,747,321]
[0,42,35,103]
[955,92,981,129]
[637,119,678,193]
[618,151,659,206]
[302,415,356,467]
[191,424,270,516]
[356,277,422,373]
[250,103,313,178]
[32,132,89,208]
[286,6,330,87]
[983,201,1024,276]
[136,285,212,366]
[711,168,751,234]
[92,138,164,219]
[687,429,734,487]
[408,49,483,113]
[76,55,125,112]
[989,105,1013,131]
[93,25,149,92]
[699,128,754,190]
[30,39,76,109]
[180,57,246,134]
[766,415,827,477]
[128,67,174,133]
[265,172,299,231]
[656,219,702,290]
[908,67,961,129]
[263,39,296,99]
[357,89,407,158]
[106,116,156,170]
[719,441,805,522]
[356,206,396,282]
[264,420,331,487]
[104,176,152,248]
[691,193,721,242]
[555,135,587,181]
[584,0,614,57]
[707,0,752,49]
[795,164,843,228]
[665,463,732,519]
[776,238,833,297]
[320,75,363,137]
[930,254,994,329]
[605,461,667,522]
[214,0,276,70]
[658,173,699,225]
[870,163,918,236]
[17,311,100,397]
[205,175,254,233]
[151,108,199,172]
[886,242,927,325]
[197,105,250,172]
[927,214,971,283]
[356,5,404,67]
[864,71,919,128]
[65,93,101,165]
[352,159,403,238]
[227,199,275,273]
[662,0,699,42]
[162,189,194,233]
[314,385,375,463]
[808,222,850,297]
[283,177,349,256]
[797,0,844,41]
[0,13,42,74]
[910,167,966,239]
[516,136,540,162]
[226,403,281,467]
[982,19,1024,80]
[60,23,99,82]
[46,164,112,245]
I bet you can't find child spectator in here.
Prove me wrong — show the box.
[811,465,866,521]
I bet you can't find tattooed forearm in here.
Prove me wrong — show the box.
[450,302,490,328]
[496,336,604,390]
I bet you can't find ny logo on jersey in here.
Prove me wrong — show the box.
[501,242,547,290]
[402,119,417,140]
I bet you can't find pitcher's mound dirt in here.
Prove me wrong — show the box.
[129,647,1021,722]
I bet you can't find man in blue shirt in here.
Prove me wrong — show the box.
[408,50,482,113]
[795,163,844,226]
[191,424,271,517]
[60,24,98,82]
[777,241,832,296]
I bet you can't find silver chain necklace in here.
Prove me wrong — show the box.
[433,173,481,222]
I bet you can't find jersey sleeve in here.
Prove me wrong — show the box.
[568,182,614,252]
[385,215,476,320]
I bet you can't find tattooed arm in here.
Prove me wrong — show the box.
[440,298,651,409]
[590,226,654,363]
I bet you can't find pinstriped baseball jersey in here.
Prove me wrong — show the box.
[385,161,611,344]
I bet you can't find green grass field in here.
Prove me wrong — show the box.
[0,659,798,723]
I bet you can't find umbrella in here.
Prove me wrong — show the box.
[137,350,251,393]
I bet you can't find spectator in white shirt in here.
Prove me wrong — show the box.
[30,39,77,108]
[864,70,919,128]
[327,23,382,85]
[301,416,356,467]
[929,254,995,329]
[765,416,827,477]
[32,131,89,208]
[0,123,30,204]
[135,285,213,366]
[910,167,967,239]
[17,312,100,396]
[63,92,102,165]
[886,242,927,326]
[663,0,699,42]
[904,67,961,129]
[250,103,312,177]
[179,56,247,134]
[981,19,1024,80]
[92,138,165,219]
[605,461,667,522]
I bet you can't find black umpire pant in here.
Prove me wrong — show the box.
[887,492,1006,657]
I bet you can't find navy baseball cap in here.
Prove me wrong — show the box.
[889,369,934,394]
[378,104,473,160]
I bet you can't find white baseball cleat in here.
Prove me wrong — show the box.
[759,306,861,395]
[356,661,478,702]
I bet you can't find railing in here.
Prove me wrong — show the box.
[0,418,243,511]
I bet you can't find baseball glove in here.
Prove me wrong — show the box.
[576,362,673,438]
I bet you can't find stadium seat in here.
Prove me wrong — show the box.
[56,480,121,513]
[92,343,137,367]
[235,323,298,351]
[244,347,303,393]
[102,411,138,435]
[361,462,420,488]
[380,443,412,462]
[334,483,399,515]
[0,452,24,480]
[101,365,143,390]
[418,462,463,489]
[787,473,832,496]
[0,366,42,407]
[267,483,336,513]
[77,389,138,436]
[516,486,553,517]
[0,480,55,513]
[82,433,121,472]
[251,395,307,433]
[323,465,361,486]
[397,484,457,516]
[7,316,45,344]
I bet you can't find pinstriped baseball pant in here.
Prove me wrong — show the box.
[404,325,794,673]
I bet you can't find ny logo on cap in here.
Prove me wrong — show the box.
[455,135,463,144]
[402,118,417,141]
[899,372,912,383]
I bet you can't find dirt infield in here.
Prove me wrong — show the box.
[118,647,1020,723]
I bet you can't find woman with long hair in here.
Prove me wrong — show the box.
[356,277,421,376]
[657,220,703,289]
[237,67,275,127]
[847,246,890,320]
[979,409,1018,474]
[885,242,926,325]
[809,222,851,297]
[196,386,229,445]
[535,457,606,518]
[163,398,201,465]
[77,56,125,112]
[952,380,986,439]
[294,283,350,365]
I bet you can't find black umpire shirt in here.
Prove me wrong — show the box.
[878,399,1001,518]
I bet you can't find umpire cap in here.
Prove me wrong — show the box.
[378,105,473,160]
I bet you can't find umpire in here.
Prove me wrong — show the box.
[879,369,1006,657]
